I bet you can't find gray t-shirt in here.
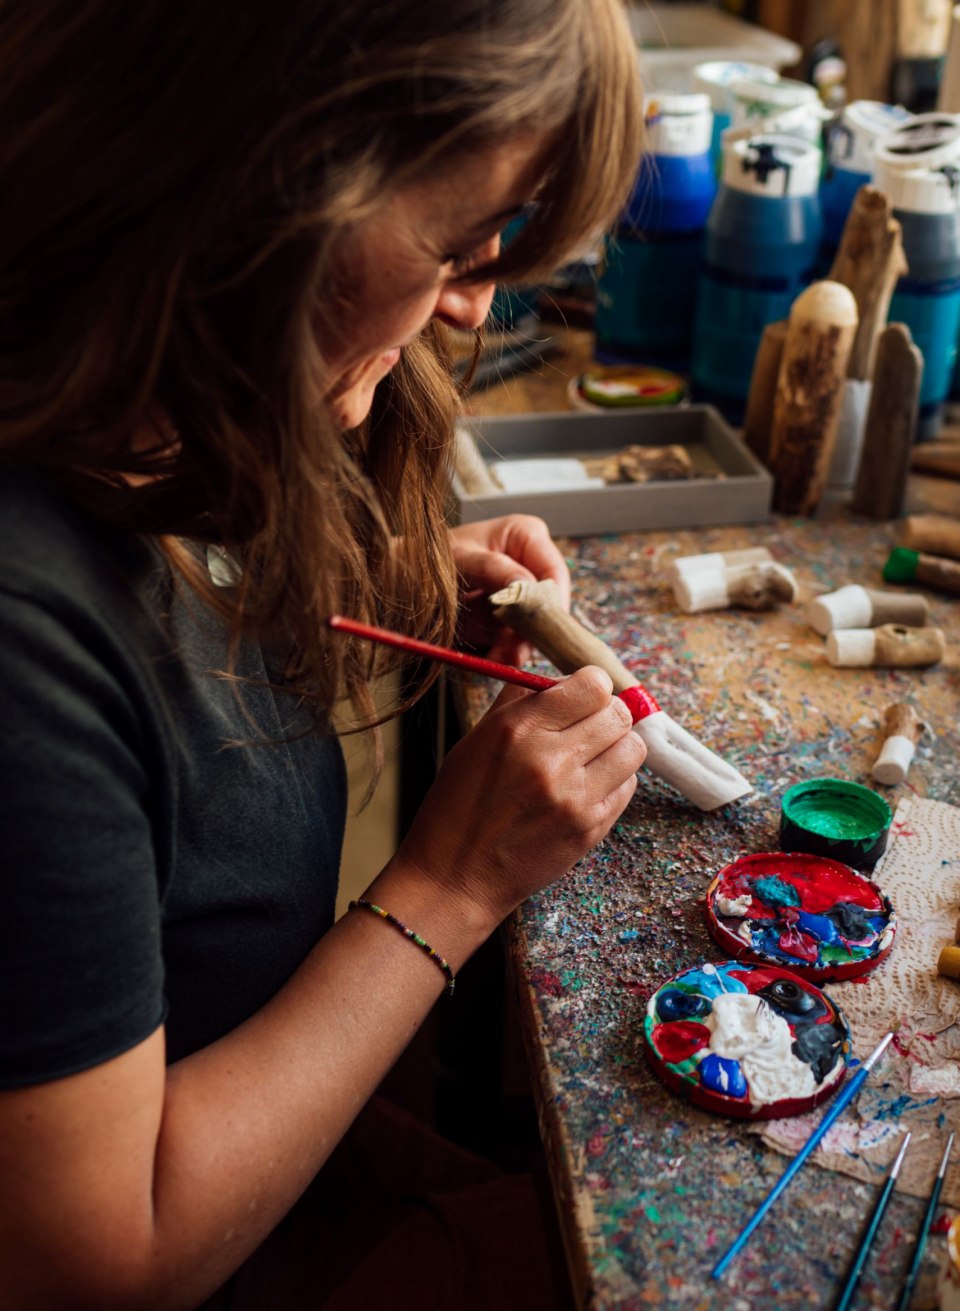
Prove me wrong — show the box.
[0,468,346,1086]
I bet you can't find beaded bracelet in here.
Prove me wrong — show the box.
[348,898,456,996]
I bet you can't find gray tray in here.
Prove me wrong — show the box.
[452,405,772,537]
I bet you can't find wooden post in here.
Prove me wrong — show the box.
[769,282,859,516]
[742,320,788,466]
[850,324,923,519]
[829,187,907,382]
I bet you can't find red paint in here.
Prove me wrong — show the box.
[327,615,659,722]
[778,924,819,963]
[530,968,564,997]
[586,1132,607,1158]
[651,1021,710,1065]
[712,852,884,916]
[933,1213,953,1234]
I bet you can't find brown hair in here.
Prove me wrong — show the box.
[0,0,642,731]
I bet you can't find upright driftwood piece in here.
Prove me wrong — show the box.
[830,187,908,381]
[768,281,859,516]
[851,324,923,519]
[872,702,926,786]
[488,578,752,811]
[742,320,788,465]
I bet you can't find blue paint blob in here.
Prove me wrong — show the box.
[699,1053,748,1099]
[796,910,839,945]
[656,988,709,1022]
[752,875,801,910]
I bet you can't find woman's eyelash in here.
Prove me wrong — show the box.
[443,250,481,275]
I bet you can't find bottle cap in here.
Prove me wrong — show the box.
[722,134,821,197]
[883,547,920,584]
[779,778,893,870]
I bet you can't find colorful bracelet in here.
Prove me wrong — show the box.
[348,899,456,996]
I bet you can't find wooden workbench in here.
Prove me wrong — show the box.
[456,329,960,1310]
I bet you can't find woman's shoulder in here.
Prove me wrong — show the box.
[0,463,160,616]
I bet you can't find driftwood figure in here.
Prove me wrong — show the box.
[488,578,752,811]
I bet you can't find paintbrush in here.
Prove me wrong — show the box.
[834,1131,911,1311]
[711,1032,895,1281]
[896,1131,955,1311]
[326,615,660,724]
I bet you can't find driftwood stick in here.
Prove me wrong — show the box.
[826,624,946,668]
[850,324,922,519]
[872,701,926,786]
[674,561,798,614]
[488,579,752,811]
[769,281,859,516]
[829,186,908,381]
[902,513,960,560]
[806,584,929,634]
[742,320,788,465]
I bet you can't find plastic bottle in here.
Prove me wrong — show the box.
[693,61,779,171]
[819,101,910,269]
[595,93,716,371]
[873,113,960,438]
[690,134,823,422]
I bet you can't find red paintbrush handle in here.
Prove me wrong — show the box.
[327,615,658,722]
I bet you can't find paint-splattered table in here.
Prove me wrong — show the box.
[456,334,960,1311]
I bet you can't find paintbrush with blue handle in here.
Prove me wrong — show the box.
[834,1131,911,1311]
[896,1131,954,1311]
[711,1032,895,1281]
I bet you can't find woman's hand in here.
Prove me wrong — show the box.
[449,515,570,664]
[391,667,647,928]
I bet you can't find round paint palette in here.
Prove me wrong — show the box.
[705,852,896,982]
[643,961,850,1121]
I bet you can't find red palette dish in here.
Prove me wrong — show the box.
[643,961,850,1121]
[705,852,896,982]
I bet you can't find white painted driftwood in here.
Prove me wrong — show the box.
[488,579,752,811]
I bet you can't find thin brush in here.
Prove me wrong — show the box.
[834,1131,911,1311]
[896,1131,955,1311]
[711,1032,895,1280]
[326,614,660,723]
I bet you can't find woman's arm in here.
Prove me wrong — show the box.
[0,668,645,1311]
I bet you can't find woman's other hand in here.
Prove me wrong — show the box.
[390,667,646,929]
[449,515,570,665]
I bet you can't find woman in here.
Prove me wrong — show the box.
[0,0,644,1306]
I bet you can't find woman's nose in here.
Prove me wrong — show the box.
[433,233,501,330]
[433,278,497,331]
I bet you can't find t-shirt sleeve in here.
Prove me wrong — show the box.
[0,586,165,1088]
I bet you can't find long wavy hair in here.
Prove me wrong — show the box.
[0,0,643,731]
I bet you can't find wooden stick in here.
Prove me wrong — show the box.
[851,324,923,519]
[826,624,947,668]
[829,187,908,381]
[872,702,926,785]
[674,561,798,614]
[489,579,752,811]
[742,320,788,465]
[769,282,859,516]
[902,513,960,560]
[806,585,929,634]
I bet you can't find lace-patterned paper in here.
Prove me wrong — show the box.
[752,795,960,1203]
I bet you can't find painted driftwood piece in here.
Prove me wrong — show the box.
[806,584,929,635]
[872,702,926,787]
[826,624,947,669]
[886,548,960,596]
[666,547,771,584]
[742,319,787,466]
[902,513,960,561]
[488,578,752,811]
[851,324,923,520]
[673,560,798,614]
[768,282,859,516]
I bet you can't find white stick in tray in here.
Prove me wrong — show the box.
[488,579,752,812]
